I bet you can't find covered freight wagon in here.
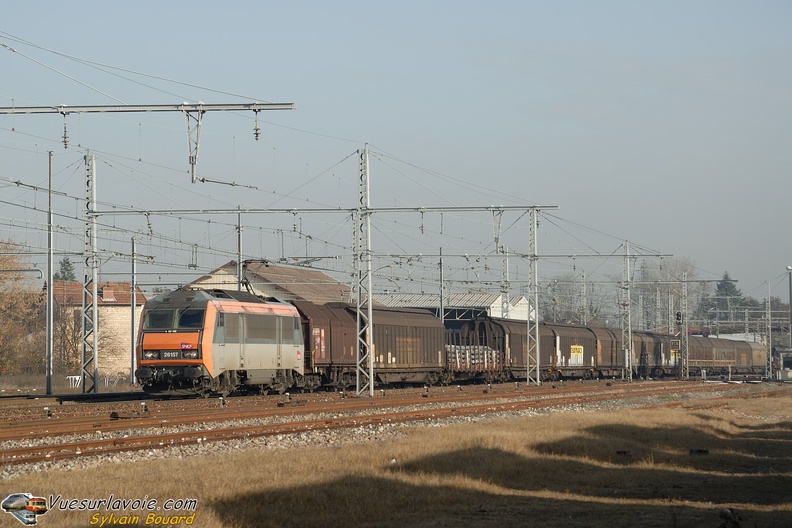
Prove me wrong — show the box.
[293,301,445,387]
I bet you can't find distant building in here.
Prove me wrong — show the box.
[51,281,146,377]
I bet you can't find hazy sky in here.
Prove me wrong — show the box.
[1,1,790,303]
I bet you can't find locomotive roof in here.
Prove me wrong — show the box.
[147,288,281,305]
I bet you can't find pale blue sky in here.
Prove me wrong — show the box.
[1,1,790,302]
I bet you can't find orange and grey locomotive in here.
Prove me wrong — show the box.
[135,288,313,396]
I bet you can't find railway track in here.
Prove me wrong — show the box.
[1,381,777,467]
[0,380,727,436]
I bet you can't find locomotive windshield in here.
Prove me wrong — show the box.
[178,308,205,328]
[143,308,205,329]
[144,309,174,329]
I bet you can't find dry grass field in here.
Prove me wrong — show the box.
[3,384,791,528]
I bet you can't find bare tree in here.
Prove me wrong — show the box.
[0,241,45,376]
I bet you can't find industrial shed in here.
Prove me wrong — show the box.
[190,260,352,305]
[374,292,530,321]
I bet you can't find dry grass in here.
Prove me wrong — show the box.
[4,385,791,528]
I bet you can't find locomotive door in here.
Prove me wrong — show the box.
[276,316,283,367]
[215,312,242,372]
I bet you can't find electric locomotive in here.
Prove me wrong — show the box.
[135,288,312,396]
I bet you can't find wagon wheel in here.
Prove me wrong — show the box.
[425,372,440,386]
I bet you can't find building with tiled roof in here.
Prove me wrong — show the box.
[51,281,146,378]
[52,281,146,306]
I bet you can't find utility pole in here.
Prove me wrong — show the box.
[354,145,374,397]
[579,271,588,326]
[767,281,773,379]
[655,286,662,334]
[130,237,137,385]
[621,242,634,381]
[46,152,54,394]
[681,272,689,378]
[501,248,510,319]
[527,209,540,386]
[82,152,99,393]
[439,248,444,326]
[237,210,243,291]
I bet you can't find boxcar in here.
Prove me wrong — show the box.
[295,302,445,387]
[293,301,357,387]
[545,323,598,379]
[371,306,445,385]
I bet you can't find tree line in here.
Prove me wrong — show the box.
[538,259,786,343]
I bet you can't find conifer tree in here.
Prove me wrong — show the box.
[54,256,77,282]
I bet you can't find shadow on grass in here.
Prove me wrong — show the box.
[534,420,792,474]
[396,444,792,504]
[209,410,792,527]
[208,467,789,528]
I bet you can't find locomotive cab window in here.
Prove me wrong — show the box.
[144,309,174,329]
[178,308,205,328]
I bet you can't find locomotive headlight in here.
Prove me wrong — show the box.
[143,351,160,360]
[182,350,198,359]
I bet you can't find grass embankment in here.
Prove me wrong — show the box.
[4,384,791,528]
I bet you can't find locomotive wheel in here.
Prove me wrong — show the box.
[208,373,236,398]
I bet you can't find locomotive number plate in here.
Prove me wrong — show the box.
[162,351,181,359]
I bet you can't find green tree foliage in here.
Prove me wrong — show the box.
[54,256,77,282]
[714,271,743,315]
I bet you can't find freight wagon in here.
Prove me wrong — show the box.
[454,316,767,381]
[294,301,445,388]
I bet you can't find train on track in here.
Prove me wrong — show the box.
[453,317,767,382]
[134,287,768,397]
